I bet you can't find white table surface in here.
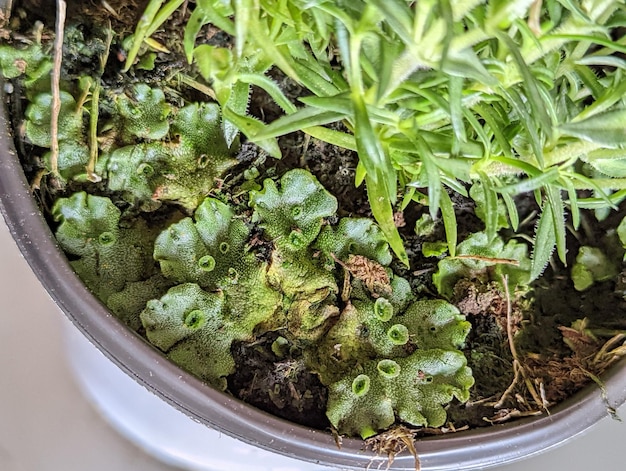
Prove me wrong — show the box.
[1,214,625,471]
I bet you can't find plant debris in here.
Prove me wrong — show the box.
[364,425,420,471]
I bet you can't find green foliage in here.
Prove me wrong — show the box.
[320,287,472,437]
[128,169,473,432]
[141,283,244,389]
[115,84,171,140]
[154,197,253,290]
[52,192,121,258]
[25,93,82,146]
[315,217,392,267]
[23,91,91,180]
[126,0,626,269]
[400,299,472,351]
[422,241,449,258]
[250,169,338,251]
[327,349,474,439]
[619,216,626,256]
[0,42,51,83]
[107,275,173,331]
[311,276,471,381]
[414,213,437,237]
[21,80,236,194]
[266,249,337,299]
[154,196,282,327]
[52,192,162,326]
[433,231,532,299]
[570,246,619,292]
[470,182,510,238]
[143,195,288,386]
[107,101,237,210]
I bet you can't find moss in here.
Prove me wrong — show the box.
[250,169,338,251]
[0,42,51,83]
[154,197,255,290]
[315,217,393,267]
[107,275,174,330]
[0,25,527,441]
[25,91,83,146]
[107,101,237,211]
[152,196,282,360]
[327,349,474,438]
[116,84,171,141]
[141,283,244,389]
[433,231,532,299]
[53,169,474,438]
[571,246,619,291]
[22,77,237,206]
[52,192,161,307]
[23,91,90,180]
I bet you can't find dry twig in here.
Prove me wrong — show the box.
[364,426,420,471]
[50,0,66,178]
[499,275,547,412]
[453,255,520,266]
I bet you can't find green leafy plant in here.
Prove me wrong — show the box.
[126,0,626,276]
[4,0,626,448]
[52,192,167,328]
[52,167,475,438]
[22,81,237,209]
[570,245,619,291]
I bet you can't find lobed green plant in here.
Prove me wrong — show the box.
[0,41,51,87]
[51,166,476,438]
[4,0,626,444]
[570,245,619,291]
[52,191,170,329]
[20,79,237,209]
[146,170,475,438]
[127,0,626,277]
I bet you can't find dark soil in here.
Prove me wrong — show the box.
[229,332,329,430]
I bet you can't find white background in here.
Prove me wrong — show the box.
[1,215,625,471]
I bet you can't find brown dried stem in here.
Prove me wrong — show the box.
[499,274,546,411]
[50,0,66,178]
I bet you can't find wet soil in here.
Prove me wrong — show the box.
[229,332,329,430]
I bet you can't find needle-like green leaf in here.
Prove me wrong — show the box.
[124,0,165,72]
[352,92,396,202]
[253,107,346,141]
[559,110,626,147]
[496,168,560,194]
[531,200,556,281]
[439,187,457,257]
[366,172,408,266]
[222,107,281,158]
[546,185,567,265]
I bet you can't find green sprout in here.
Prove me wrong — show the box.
[571,246,620,292]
